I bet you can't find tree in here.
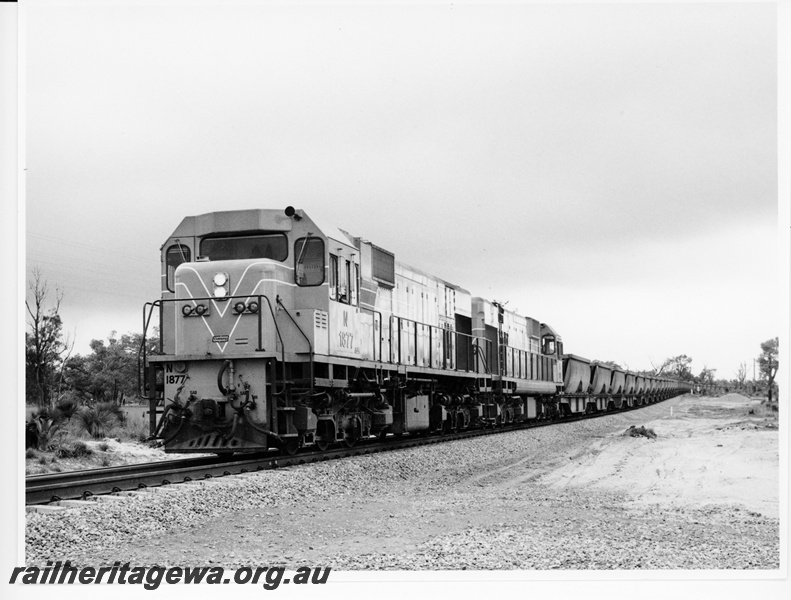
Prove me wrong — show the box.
[757,337,779,403]
[658,354,694,382]
[25,269,72,408]
[64,330,159,405]
[736,362,748,388]
[697,366,716,387]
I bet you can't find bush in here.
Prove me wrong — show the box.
[55,440,94,459]
[27,411,66,451]
[77,402,125,439]
[626,425,657,439]
[55,397,79,421]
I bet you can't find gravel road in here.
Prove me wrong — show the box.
[25,395,779,570]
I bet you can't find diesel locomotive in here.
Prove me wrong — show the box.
[139,207,688,454]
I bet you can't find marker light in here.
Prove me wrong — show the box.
[195,304,208,316]
[247,301,260,314]
[182,304,193,316]
[233,302,246,314]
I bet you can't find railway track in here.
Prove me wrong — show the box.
[26,398,671,505]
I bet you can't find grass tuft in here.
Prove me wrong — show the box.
[77,403,125,439]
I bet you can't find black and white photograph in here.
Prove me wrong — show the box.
[4,0,789,598]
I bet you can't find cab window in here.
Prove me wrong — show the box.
[294,237,325,286]
[542,335,556,356]
[166,244,191,292]
[329,255,338,300]
[352,263,359,305]
[337,258,349,302]
[200,233,288,261]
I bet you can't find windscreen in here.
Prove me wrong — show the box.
[200,234,288,261]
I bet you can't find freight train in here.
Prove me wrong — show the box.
[139,207,689,454]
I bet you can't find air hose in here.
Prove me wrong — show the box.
[217,360,235,395]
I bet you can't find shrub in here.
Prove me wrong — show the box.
[28,412,66,451]
[25,448,38,459]
[97,442,110,452]
[626,425,657,439]
[55,397,79,421]
[77,402,125,439]
[55,440,94,459]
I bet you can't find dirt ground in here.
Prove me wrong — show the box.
[53,393,778,569]
[540,394,780,518]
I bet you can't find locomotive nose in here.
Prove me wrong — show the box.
[173,260,284,356]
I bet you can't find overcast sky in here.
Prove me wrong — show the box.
[23,1,781,381]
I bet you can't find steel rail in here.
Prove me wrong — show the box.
[26,396,676,506]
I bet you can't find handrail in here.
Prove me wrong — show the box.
[137,301,161,399]
[136,293,286,393]
[275,296,313,391]
[472,339,490,374]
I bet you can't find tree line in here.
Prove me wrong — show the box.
[26,269,158,410]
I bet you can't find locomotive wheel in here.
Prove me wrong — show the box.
[282,438,301,456]
[344,417,362,447]
[315,439,331,452]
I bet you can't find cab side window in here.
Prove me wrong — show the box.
[542,335,556,356]
[329,256,359,305]
[338,258,349,302]
[294,237,325,286]
[329,255,338,300]
[166,244,191,292]
[352,263,359,305]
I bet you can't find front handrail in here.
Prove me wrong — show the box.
[136,293,286,399]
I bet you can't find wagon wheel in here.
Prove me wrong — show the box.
[315,419,335,452]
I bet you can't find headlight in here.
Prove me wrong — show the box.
[213,272,229,299]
